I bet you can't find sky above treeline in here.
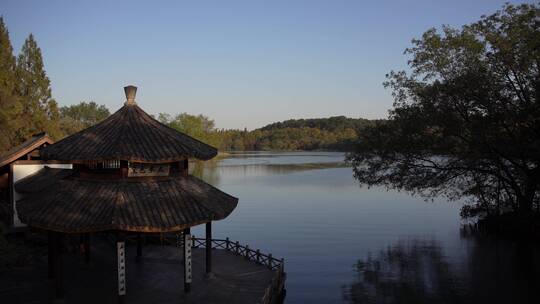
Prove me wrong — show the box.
[1,0,530,129]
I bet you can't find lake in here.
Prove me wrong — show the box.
[191,151,539,304]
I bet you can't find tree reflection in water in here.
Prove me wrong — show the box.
[191,159,347,185]
[343,234,540,304]
[190,159,221,185]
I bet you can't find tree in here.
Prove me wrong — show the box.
[0,17,16,93]
[347,3,540,218]
[60,101,110,135]
[0,17,21,152]
[15,34,61,141]
[158,112,222,148]
[156,112,370,152]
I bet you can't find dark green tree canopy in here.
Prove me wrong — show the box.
[0,16,21,152]
[16,34,61,141]
[158,112,222,148]
[347,3,540,218]
[0,17,16,93]
[157,113,367,152]
[260,116,373,132]
[0,17,113,152]
[60,101,110,135]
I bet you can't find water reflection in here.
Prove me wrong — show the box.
[220,151,346,166]
[190,160,221,185]
[191,159,348,183]
[343,234,540,304]
[188,152,540,303]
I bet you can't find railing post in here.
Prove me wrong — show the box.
[205,221,212,274]
[268,254,273,269]
[245,245,249,259]
[225,237,230,250]
[235,241,240,254]
[256,249,261,263]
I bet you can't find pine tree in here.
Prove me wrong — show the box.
[0,17,22,152]
[0,17,16,91]
[16,33,61,141]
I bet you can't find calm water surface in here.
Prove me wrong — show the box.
[191,152,539,304]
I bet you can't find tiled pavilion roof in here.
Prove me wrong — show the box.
[40,103,217,163]
[16,167,238,233]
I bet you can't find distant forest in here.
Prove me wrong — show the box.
[232,117,376,151]
[218,116,376,151]
[159,113,374,152]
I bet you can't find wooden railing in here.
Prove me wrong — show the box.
[191,237,284,271]
[260,265,286,304]
[192,237,286,304]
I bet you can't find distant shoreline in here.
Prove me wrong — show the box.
[216,150,350,157]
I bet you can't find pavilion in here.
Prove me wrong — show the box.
[14,86,239,302]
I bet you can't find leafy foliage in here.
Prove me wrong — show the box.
[59,101,110,135]
[158,114,370,151]
[15,34,62,141]
[220,117,372,151]
[158,113,222,148]
[260,116,373,132]
[347,3,540,218]
[0,17,22,152]
[0,19,111,153]
[0,17,16,92]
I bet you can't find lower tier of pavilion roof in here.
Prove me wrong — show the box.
[15,167,238,233]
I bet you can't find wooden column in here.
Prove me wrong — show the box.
[117,234,126,303]
[136,233,142,262]
[120,160,129,178]
[205,222,212,274]
[84,233,91,263]
[183,158,189,176]
[55,233,64,299]
[8,164,14,227]
[48,231,56,279]
[183,228,192,292]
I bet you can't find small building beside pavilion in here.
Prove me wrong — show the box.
[0,132,71,230]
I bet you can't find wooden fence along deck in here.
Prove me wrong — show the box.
[192,237,286,304]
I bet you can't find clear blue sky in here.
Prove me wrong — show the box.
[1,0,530,129]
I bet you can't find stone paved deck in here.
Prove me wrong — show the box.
[0,238,276,304]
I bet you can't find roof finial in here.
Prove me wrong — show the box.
[124,85,137,105]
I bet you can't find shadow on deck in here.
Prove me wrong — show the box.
[0,237,285,304]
